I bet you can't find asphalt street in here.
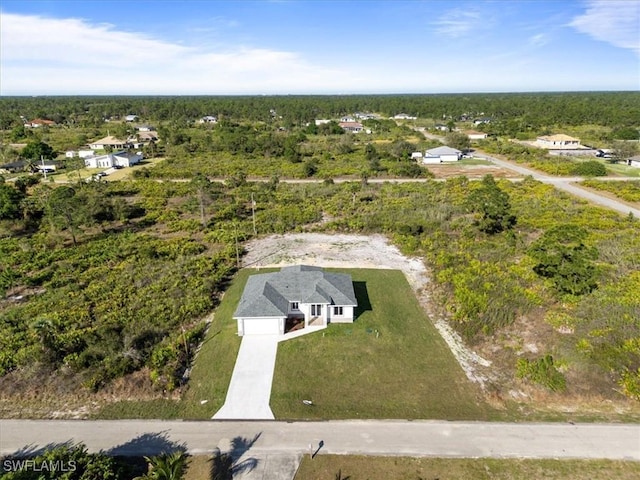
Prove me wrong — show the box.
[1,420,639,460]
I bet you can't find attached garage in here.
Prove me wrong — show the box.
[237,317,285,336]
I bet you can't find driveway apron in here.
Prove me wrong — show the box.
[213,335,279,420]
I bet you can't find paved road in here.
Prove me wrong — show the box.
[474,152,640,217]
[1,420,639,460]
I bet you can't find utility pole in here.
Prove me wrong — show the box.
[233,221,240,269]
[251,193,257,235]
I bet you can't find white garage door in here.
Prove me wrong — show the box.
[242,318,282,335]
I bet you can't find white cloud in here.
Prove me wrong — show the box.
[569,0,640,55]
[0,12,345,94]
[528,33,549,47]
[432,8,481,38]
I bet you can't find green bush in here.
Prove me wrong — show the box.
[516,354,566,391]
[572,160,607,177]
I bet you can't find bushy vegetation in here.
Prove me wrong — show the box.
[2,94,640,409]
[581,179,640,203]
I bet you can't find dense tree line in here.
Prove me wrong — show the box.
[1,92,638,129]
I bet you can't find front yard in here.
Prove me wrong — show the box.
[270,269,490,420]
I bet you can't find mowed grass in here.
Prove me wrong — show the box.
[270,269,490,420]
[295,455,640,480]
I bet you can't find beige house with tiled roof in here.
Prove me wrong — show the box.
[536,134,581,148]
[89,135,131,150]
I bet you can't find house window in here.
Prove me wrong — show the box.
[311,304,322,316]
[334,306,343,316]
[290,302,299,311]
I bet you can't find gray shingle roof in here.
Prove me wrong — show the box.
[425,146,461,156]
[234,266,357,318]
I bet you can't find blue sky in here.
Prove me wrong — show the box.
[1,0,638,95]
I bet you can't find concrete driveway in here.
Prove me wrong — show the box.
[212,335,279,420]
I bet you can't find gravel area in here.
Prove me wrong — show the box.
[242,233,490,386]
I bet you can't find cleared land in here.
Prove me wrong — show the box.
[294,456,640,480]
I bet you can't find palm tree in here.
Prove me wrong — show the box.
[136,451,187,480]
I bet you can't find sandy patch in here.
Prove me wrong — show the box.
[242,233,491,387]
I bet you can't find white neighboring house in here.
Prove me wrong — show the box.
[393,113,417,120]
[198,115,218,124]
[536,134,581,148]
[339,121,364,133]
[84,151,143,169]
[315,119,331,126]
[125,114,138,122]
[411,151,423,161]
[65,150,77,158]
[628,155,640,168]
[234,265,358,336]
[422,146,462,163]
[465,130,488,140]
[89,135,131,151]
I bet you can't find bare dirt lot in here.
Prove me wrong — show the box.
[426,163,516,179]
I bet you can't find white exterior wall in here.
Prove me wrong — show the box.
[440,154,460,162]
[79,150,94,158]
[237,317,284,336]
[328,305,354,323]
[422,156,442,164]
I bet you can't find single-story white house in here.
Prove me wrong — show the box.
[234,265,358,336]
[434,124,449,132]
[339,122,364,133]
[627,155,640,168]
[465,130,488,140]
[411,151,423,160]
[84,150,142,169]
[125,114,138,122]
[393,113,417,120]
[422,146,462,163]
[198,115,218,124]
[536,134,581,148]
[315,119,331,126]
[89,135,132,151]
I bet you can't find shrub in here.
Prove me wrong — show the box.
[572,160,607,177]
[516,354,566,391]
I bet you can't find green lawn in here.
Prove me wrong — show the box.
[270,269,490,420]
[98,268,489,420]
[295,456,640,480]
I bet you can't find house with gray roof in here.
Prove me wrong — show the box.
[233,265,358,336]
[422,146,462,164]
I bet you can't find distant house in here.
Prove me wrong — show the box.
[411,151,423,160]
[27,118,56,128]
[340,116,356,123]
[84,150,142,169]
[136,125,155,132]
[536,134,581,148]
[434,124,449,132]
[628,155,640,168]
[233,265,358,336]
[422,146,462,163]
[465,130,488,140]
[89,135,131,151]
[473,117,492,125]
[339,122,364,133]
[315,119,331,126]
[198,115,218,124]
[125,114,138,122]
[65,150,77,158]
[393,113,417,120]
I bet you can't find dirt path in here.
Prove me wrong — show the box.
[242,233,491,386]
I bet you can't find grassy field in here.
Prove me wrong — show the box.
[270,269,490,420]
[294,455,640,480]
